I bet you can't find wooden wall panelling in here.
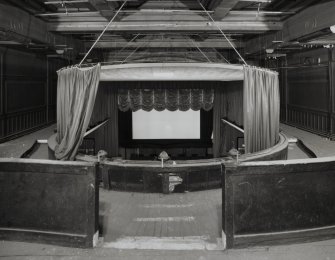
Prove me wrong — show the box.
[0,50,4,138]
[101,162,222,192]
[279,58,288,123]
[4,80,47,137]
[222,162,234,249]
[286,105,329,135]
[0,48,65,142]
[0,159,98,248]
[46,57,49,124]
[1,49,47,140]
[283,48,331,136]
[224,159,335,248]
[330,48,335,138]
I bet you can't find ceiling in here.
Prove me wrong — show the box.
[0,0,334,64]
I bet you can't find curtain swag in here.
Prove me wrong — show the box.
[243,65,280,154]
[118,88,214,111]
[55,64,101,160]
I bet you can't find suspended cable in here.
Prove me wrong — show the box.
[189,37,212,63]
[79,0,128,66]
[120,47,140,64]
[213,48,230,63]
[114,33,141,60]
[121,35,153,64]
[197,34,230,63]
[197,1,248,66]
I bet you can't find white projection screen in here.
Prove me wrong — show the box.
[132,110,200,139]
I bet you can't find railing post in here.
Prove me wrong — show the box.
[222,162,235,249]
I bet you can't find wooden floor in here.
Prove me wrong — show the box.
[99,189,223,250]
[281,124,335,157]
[0,124,55,158]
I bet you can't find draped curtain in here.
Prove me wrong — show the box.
[118,88,214,111]
[212,86,227,157]
[243,66,280,154]
[55,64,101,160]
[226,82,243,126]
[89,83,119,157]
[212,82,243,157]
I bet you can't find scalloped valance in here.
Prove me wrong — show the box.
[118,88,214,112]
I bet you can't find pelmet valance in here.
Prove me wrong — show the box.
[118,88,214,111]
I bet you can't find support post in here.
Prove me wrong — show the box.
[101,166,111,190]
[162,173,170,194]
[330,48,335,138]
[222,163,235,248]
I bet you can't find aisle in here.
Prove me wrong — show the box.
[0,125,55,158]
[281,123,335,157]
[99,189,224,250]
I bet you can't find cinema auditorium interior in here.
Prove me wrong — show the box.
[1,0,335,259]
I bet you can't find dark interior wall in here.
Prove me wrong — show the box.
[89,82,215,158]
[89,81,244,159]
[279,48,334,136]
[89,82,119,157]
[0,47,66,142]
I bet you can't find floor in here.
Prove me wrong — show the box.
[287,142,311,159]
[0,124,55,158]
[2,124,335,259]
[2,237,335,260]
[280,124,335,157]
[100,189,222,250]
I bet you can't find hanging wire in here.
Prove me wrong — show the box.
[114,33,141,60]
[189,37,212,63]
[211,48,230,63]
[120,35,154,64]
[78,0,128,66]
[121,46,141,64]
[197,33,230,63]
[256,3,261,18]
[197,0,248,66]
[61,0,68,15]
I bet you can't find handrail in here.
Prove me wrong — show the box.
[221,119,244,133]
[84,119,109,137]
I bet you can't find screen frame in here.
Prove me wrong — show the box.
[132,109,201,140]
[119,109,213,148]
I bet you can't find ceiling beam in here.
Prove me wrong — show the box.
[86,39,244,48]
[5,0,56,14]
[48,20,282,32]
[245,1,335,55]
[210,0,241,20]
[0,3,83,52]
[87,0,117,19]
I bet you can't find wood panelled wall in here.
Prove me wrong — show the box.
[279,48,335,137]
[0,47,66,142]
